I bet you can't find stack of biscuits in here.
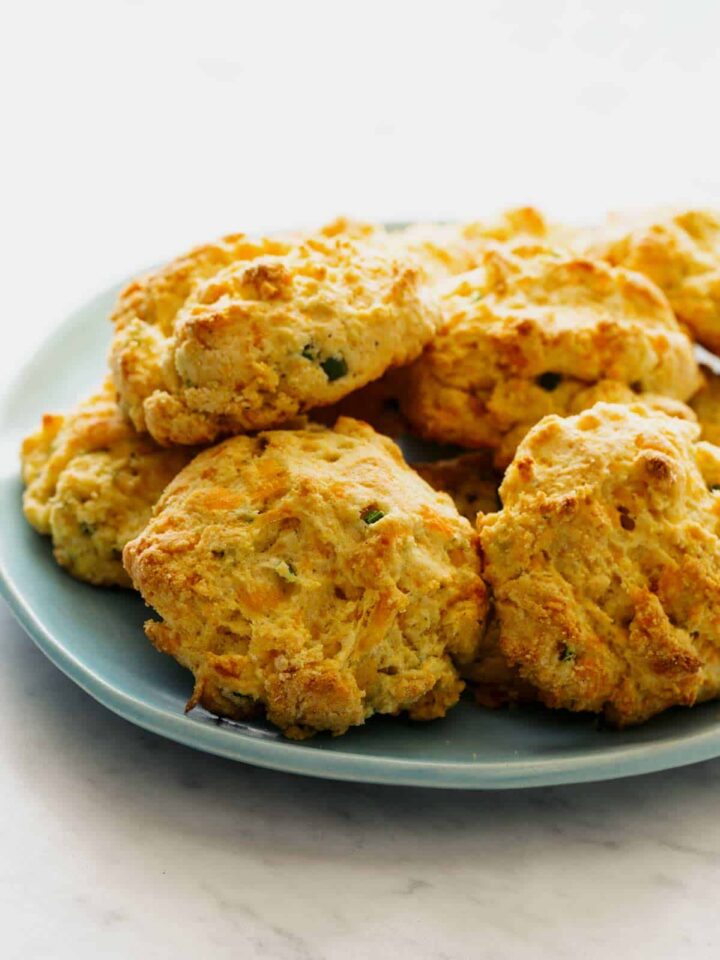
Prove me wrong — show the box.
[21,209,720,737]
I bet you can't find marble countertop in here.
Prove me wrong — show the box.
[2,599,718,960]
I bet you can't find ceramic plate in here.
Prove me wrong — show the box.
[3,276,720,790]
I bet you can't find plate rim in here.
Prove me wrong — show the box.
[4,270,720,789]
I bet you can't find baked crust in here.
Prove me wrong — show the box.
[21,381,194,586]
[402,243,701,466]
[392,207,549,281]
[579,209,720,353]
[123,417,487,738]
[479,401,720,725]
[110,225,441,445]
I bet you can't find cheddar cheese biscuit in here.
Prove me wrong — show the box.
[393,206,549,281]
[123,418,487,738]
[579,209,720,353]
[21,382,194,586]
[402,244,701,466]
[479,402,720,725]
[111,228,441,445]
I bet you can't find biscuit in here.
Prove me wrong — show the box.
[109,232,294,427]
[401,243,702,467]
[123,418,487,738]
[392,206,549,281]
[479,401,720,726]
[110,227,441,445]
[579,209,720,352]
[21,382,194,587]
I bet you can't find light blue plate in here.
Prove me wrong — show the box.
[3,277,720,789]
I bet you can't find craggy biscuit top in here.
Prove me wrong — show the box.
[21,381,194,586]
[479,402,720,725]
[109,233,293,427]
[123,418,487,738]
[111,226,442,445]
[392,206,549,281]
[580,209,720,353]
[110,234,295,336]
[402,243,702,466]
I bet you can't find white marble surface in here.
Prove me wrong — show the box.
[1,599,719,960]
[5,2,720,956]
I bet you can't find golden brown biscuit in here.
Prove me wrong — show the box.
[579,209,720,352]
[479,401,720,726]
[110,227,441,445]
[392,206,549,281]
[402,243,702,467]
[413,451,500,523]
[110,233,294,424]
[123,418,487,738]
[21,382,195,587]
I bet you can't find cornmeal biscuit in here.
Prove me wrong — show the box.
[579,209,720,353]
[479,402,720,726]
[690,365,720,446]
[123,418,487,738]
[402,244,702,467]
[110,233,294,424]
[110,228,441,445]
[393,206,549,281]
[21,382,194,586]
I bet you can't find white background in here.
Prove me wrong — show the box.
[2,2,720,958]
